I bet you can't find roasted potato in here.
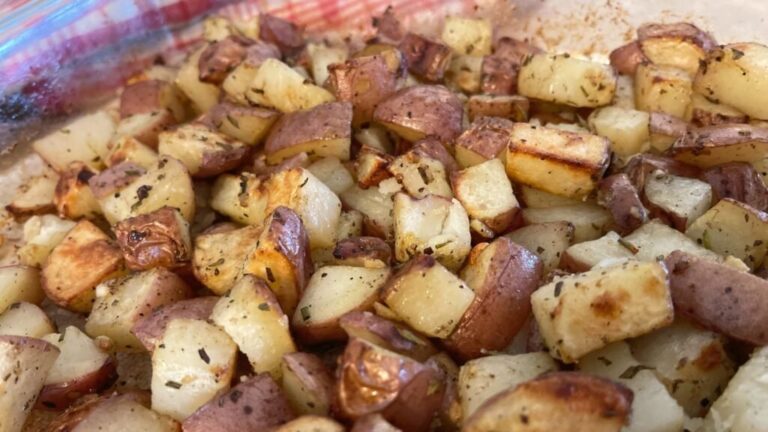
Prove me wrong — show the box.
[245,58,335,113]
[621,219,719,262]
[210,276,296,377]
[623,154,700,191]
[52,163,100,220]
[451,159,519,234]
[688,93,748,127]
[635,63,693,119]
[480,37,540,95]
[338,311,438,362]
[158,123,249,178]
[39,326,117,409]
[443,238,543,361]
[275,416,344,432]
[588,106,650,157]
[0,336,59,432]
[281,352,334,416]
[393,193,471,271]
[17,215,76,267]
[308,156,355,195]
[32,111,115,171]
[41,220,124,312]
[440,16,492,56]
[0,266,45,312]
[463,372,632,432]
[521,202,612,243]
[191,224,261,294]
[518,54,617,107]
[259,13,304,56]
[531,260,673,362]
[176,47,221,114]
[373,85,463,144]
[505,222,574,273]
[694,42,768,120]
[328,55,398,126]
[643,170,713,230]
[506,123,611,198]
[609,41,648,76]
[85,268,191,351]
[560,231,634,272]
[340,183,396,240]
[113,207,191,271]
[466,94,529,122]
[292,265,390,343]
[208,102,280,146]
[130,296,217,352]
[648,111,689,151]
[597,173,648,235]
[382,255,475,338]
[331,237,392,268]
[6,174,57,218]
[150,318,238,420]
[387,140,454,200]
[0,302,54,338]
[335,337,445,432]
[115,109,177,149]
[264,101,352,164]
[120,79,186,121]
[305,42,348,86]
[670,124,768,168]
[637,22,716,76]
[46,392,180,432]
[181,374,294,431]
[398,33,452,82]
[197,36,247,85]
[516,185,583,209]
[665,251,768,345]
[685,198,768,269]
[454,116,512,168]
[700,162,768,211]
[221,41,281,104]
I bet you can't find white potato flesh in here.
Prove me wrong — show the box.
[246,58,335,113]
[32,111,115,171]
[635,63,693,119]
[0,266,44,313]
[17,215,76,267]
[452,159,519,233]
[307,157,355,195]
[0,303,53,338]
[562,231,634,271]
[441,16,492,56]
[176,47,221,113]
[306,43,348,85]
[588,106,650,157]
[622,220,720,262]
[518,54,616,107]
[41,326,110,386]
[644,170,713,228]
[505,222,574,273]
[72,394,179,432]
[521,203,612,243]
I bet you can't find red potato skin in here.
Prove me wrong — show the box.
[700,162,768,211]
[333,236,393,267]
[373,85,464,145]
[196,144,251,178]
[47,392,164,432]
[609,41,648,76]
[328,55,398,126]
[130,296,218,351]
[38,357,118,410]
[665,251,768,345]
[467,95,530,122]
[598,173,649,235]
[650,111,688,139]
[339,311,438,363]
[442,238,543,361]
[244,41,282,67]
[637,22,717,51]
[259,14,304,56]
[455,116,514,161]
[282,352,334,413]
[481,37,541,95]
[410,137,460,174]
[373,6,404,42]
[335,337,445,432]
[87,162,146,199]
[119,80,176,119]
[398,33,452,82]
[198,36,248,85]
[182,374,295,432]
[264,101,353,159]
[623,154,700,191]
[670,124,768,159]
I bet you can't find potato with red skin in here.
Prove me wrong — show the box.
[130,297,218,352]
[373,85,464,144]
[597,173,648,235]
[332,236,392,268]
[454,117,513,168]
[463,372,633,432]
[637,22,716,75]
[119,79,185,122]
[114,207,191,271]
[609,41,648,75]
[398,33,452,82]
[47,392,180,432]
[335,337,445,432]
[328,55,398,127]
[208,102,280,145]
[669,124,768,168]
[648,111,688,151]
[443,238,543,361]
[339,312,438,362]
[281,352,334,416]
[87,162,145,200]
[197,36,247,84]
[259,14,304,56]
[467,95,529,122]
[623,154,700,191]
[700,162,768,211]
[665,251,768,345]
[480,37,541,95]
[182,374,295,432]
[355,146,393,188]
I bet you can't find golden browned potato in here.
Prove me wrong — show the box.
[597,173,648,235]
[158,123,250,178]
[85,268,191,351]
[0,336,60,431]
[119,79,186,122]
[53,162,101,220]
[328,55,398,127]
[382,255,475,338]
[609,41,648,76]
[115,109,177,149]
[39,326,117,410]
[107,136,159,169]
[41,220,125,312]
[635,63,693,119]
[339,311,438,362]
[355,145,393,188]
[665,251,768,345]
[694,42,768,120]
[192,224,261,294]
[518,54,617,107]
[331,236,392,268]
[463,372,632,432]
[506,123,611,198]
[6,174,57,218]
[398,33,452,82]
[210,276,296,377]
[292,265,390,343]
[454,117,513,168]
[637,22,716,76]
[443,238,543,361]
[264,101,353,164]
[221,42,281,104]
[373,85,463,144]
[388,139,454,199]
[466,94,529,122]
[281,352,334,416]
[259,13,304,56]
[452,158,520,234]
[531,260,673,362]
[46,392,180,432]
[113,207,191,271]
[245,58,335,113]
[176,47,221,114]
[130,297,218,352]
[669,124,768,168]
[335,337,445,432]
[182,374,295,432]
[208,102,280,145]
[197,36,247,85]
[304,42,348,86]
[700,162,768,211]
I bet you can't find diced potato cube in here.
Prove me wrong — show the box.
[246,58,335,113]
[588,106,650,157]
[441,17,492,56]
[531,260,673,362]
[307,157,355,195]
[32,111,115,171]
[17,215,75,267]
[561,231,634,272]
[0,302,54,338]
[635,64,692,119]
[452,159,519,234]
[176,48,220,113]
[0,266,44,313]
[518,54,616,107]
[521,203,612,243]
[505,222,574,273]
[644,170,713,230]
[622,219,720,262]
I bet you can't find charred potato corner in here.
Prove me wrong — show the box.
[4,8,768,432]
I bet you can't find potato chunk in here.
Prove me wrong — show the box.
[393,193,471,271]
[114,207,191,271]
[158,123,249,178]
[0,302,54,338]
[621,219,719,262]
[41,220,124,312]
[521,203,612,243]
[452,159,519,234]
[635,64,693,119]
[32,111,115,171]
[505,123,611,198]
[151,319,237,420]
[454,117,512,168]
[382,255,475,338]
[441,16,492,56]
[17,215,76,267]
[0,266,44,312]
[373,85,463,144]
[246,58,335,113]
[531,260,673,362]
[518,54,616,107]
[637,22,716,76]
[561,231,634,272]
[670,124,768,168]
[505,222,574,273]
[588,106,650,157]
[643,170,713,230]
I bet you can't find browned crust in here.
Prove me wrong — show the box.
[251,152,309,178]
[328,55,398,126]
[597,173,648,235]
[130,297,218,352]
[114,207,191,270]
[398,33,452,82]
[182,374,295,431]
[339,311,438,363]
[455,116,514,160]
[442,238,543,361]
[373,85,463,145]
[509,138,610,174]
[410,137,460,174]
[259,14,304,56]
[480,37,540,95]
[467,95,529,122]
[609,41,648,76]
[691,108,748,128]
[47,392,158,432]
[637,22,717,51]
[355,146,393,189]
[700,162,768,211]
[198,36,248,85]
[38,357,118,410]
[665,251,768,345]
